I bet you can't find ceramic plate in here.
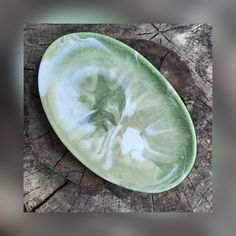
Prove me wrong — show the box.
[38,32,196,193]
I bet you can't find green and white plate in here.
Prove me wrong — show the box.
[38,32,196,193]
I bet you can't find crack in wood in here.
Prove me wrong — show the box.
[187,175,211,208]
[30,130,51,140]
[151,24,175,45]
[130,191,133,212]
[24,67,35,71]
[117,191,120,212]
[30,92,40,98]
[31,180,68,212]
[148,32,159,41]
[24,185,41,197]
[24,167,45,178]
[158,50,170,70]
[184,192,194,211]
[196,89,212,105]
[136,32,155,36]
[160,25,187,33]
[25,42,50,47]
[81,193,91,212]
[68,186,84,212]
[78,168,87,186]
[151,26,206,70]
[53,149,69,169]
[151,193,154,212]
[151,24,203,71]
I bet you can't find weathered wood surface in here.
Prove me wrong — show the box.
[24,24,212,212]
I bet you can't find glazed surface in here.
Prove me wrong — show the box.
[38,32,196,192]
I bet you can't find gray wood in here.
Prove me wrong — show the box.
[24,23,212,212]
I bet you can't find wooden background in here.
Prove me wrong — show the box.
[24,24,213,213]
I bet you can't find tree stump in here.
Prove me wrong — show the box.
[24,24,212,212]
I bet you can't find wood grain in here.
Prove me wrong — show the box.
[24,23,213,212]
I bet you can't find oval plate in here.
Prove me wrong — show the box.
[38,32,196,193]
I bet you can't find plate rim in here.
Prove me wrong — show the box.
[38,31,197,193]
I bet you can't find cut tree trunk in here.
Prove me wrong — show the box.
[24,23,212,213]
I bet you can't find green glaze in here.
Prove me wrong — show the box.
[38,32,196,193]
